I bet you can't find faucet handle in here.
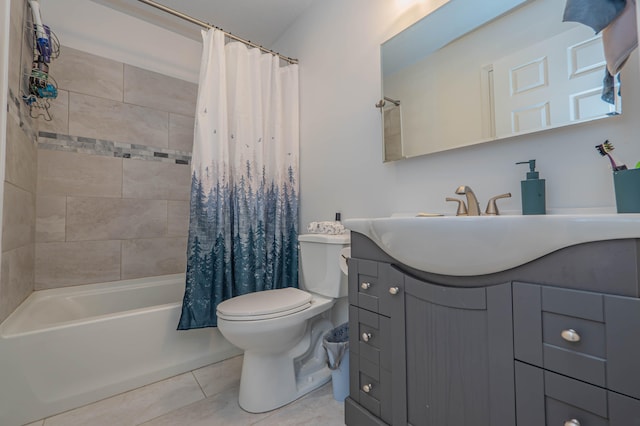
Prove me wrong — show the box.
[485,193,512,215]
[446,197,468,216]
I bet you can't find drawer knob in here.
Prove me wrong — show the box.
[362,332,372,342]
[389,286,400,295]
[361,282,371,290]
[561,329,581,343]
[564,420,580,426]
[362,383,373,393]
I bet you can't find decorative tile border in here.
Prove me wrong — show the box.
[38,132,192,165]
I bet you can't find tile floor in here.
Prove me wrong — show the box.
[25,356,345,426]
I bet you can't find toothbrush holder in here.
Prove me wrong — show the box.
[613,169,640,213]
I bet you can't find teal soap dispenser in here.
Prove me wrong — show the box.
[516,160,546,215]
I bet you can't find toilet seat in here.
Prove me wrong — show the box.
[217,287,312,321]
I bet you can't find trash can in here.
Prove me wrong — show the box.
[322,322,350,402]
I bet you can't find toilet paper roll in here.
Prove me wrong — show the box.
[339,247,351,275]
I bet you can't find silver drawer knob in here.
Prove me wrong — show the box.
[361,282,371,290]
[564,420,580,426]
[389,286,400,295]
[362,383,373,393]
[561,329,581,342]
[362,332,372,342]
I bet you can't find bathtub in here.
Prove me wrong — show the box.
[0,274,241,426]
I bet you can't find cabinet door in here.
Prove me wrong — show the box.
[404,278,514,426]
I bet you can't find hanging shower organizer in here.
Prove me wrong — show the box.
[22,0,60,121]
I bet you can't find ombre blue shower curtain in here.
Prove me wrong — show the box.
[178,29,299,329]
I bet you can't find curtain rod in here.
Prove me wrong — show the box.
[136,0,298,64]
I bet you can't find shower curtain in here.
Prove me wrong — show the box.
[178,29,299,330]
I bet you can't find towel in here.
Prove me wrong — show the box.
[307,221,347,235]
[601,70,622,105]
[563,0,626,33]
[602,0,638,75]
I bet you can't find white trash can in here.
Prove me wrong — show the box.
[322,322,350,401]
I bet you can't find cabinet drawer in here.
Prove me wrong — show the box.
[514,283,607,387]
[517,360,640,426]
[349,259,381,312]
[542,286,604,322]
[543,312,605,358]
[516,361,610,426]
[349,352,393,424]
[348,259,404,316]
[546,398,608,426]
[515,283,640,404]
[542,311,607,387]
[349,306,391,370]
[544,367,608,418]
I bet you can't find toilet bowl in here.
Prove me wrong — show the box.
[216,233,350,413]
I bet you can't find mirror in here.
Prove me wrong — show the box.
[381,0,628,161]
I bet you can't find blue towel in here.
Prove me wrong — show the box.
[563,0,626,33]
[601,70,615,104]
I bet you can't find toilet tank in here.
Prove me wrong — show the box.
[298,233,350,298]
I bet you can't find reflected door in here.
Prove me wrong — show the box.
[492,25,620,138]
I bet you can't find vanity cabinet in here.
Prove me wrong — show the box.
[513,282,640,425]
[345,233,640,426]
[346,258,515,426]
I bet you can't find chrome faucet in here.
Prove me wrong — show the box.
[455,185,481,216]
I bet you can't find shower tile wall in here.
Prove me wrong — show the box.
[0,0,38,324]
[35,46,196,290]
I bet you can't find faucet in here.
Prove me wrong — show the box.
[485,193,512,215]
[448,186,512,216]
[445,197,468,216]
[455,185,481,216]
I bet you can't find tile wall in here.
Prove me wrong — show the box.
[1,0,38,323]
[35,46,197,290]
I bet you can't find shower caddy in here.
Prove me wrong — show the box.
[22,0,60,121]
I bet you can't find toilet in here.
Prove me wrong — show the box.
[216,233,350,413]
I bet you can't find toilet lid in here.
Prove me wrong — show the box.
[217,287,312,320]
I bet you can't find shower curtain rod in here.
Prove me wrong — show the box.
[136,0,298,64]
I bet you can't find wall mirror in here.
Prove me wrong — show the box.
[380,0,628,161]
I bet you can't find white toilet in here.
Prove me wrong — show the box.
[216,233,350,413]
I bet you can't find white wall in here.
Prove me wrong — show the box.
[273,0,640,227]
[40,0,201,83]
[41,0,640,229]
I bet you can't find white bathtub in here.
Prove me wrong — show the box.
[0,274,241,426]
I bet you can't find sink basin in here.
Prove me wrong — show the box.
[344,214,640,276]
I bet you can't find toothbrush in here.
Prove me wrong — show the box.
[595,140,627,171]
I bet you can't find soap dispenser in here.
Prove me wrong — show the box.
[516,160,546,215]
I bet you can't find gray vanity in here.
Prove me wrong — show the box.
[343,227,640,425]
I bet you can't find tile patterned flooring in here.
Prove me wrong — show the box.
[25,356,345,426]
